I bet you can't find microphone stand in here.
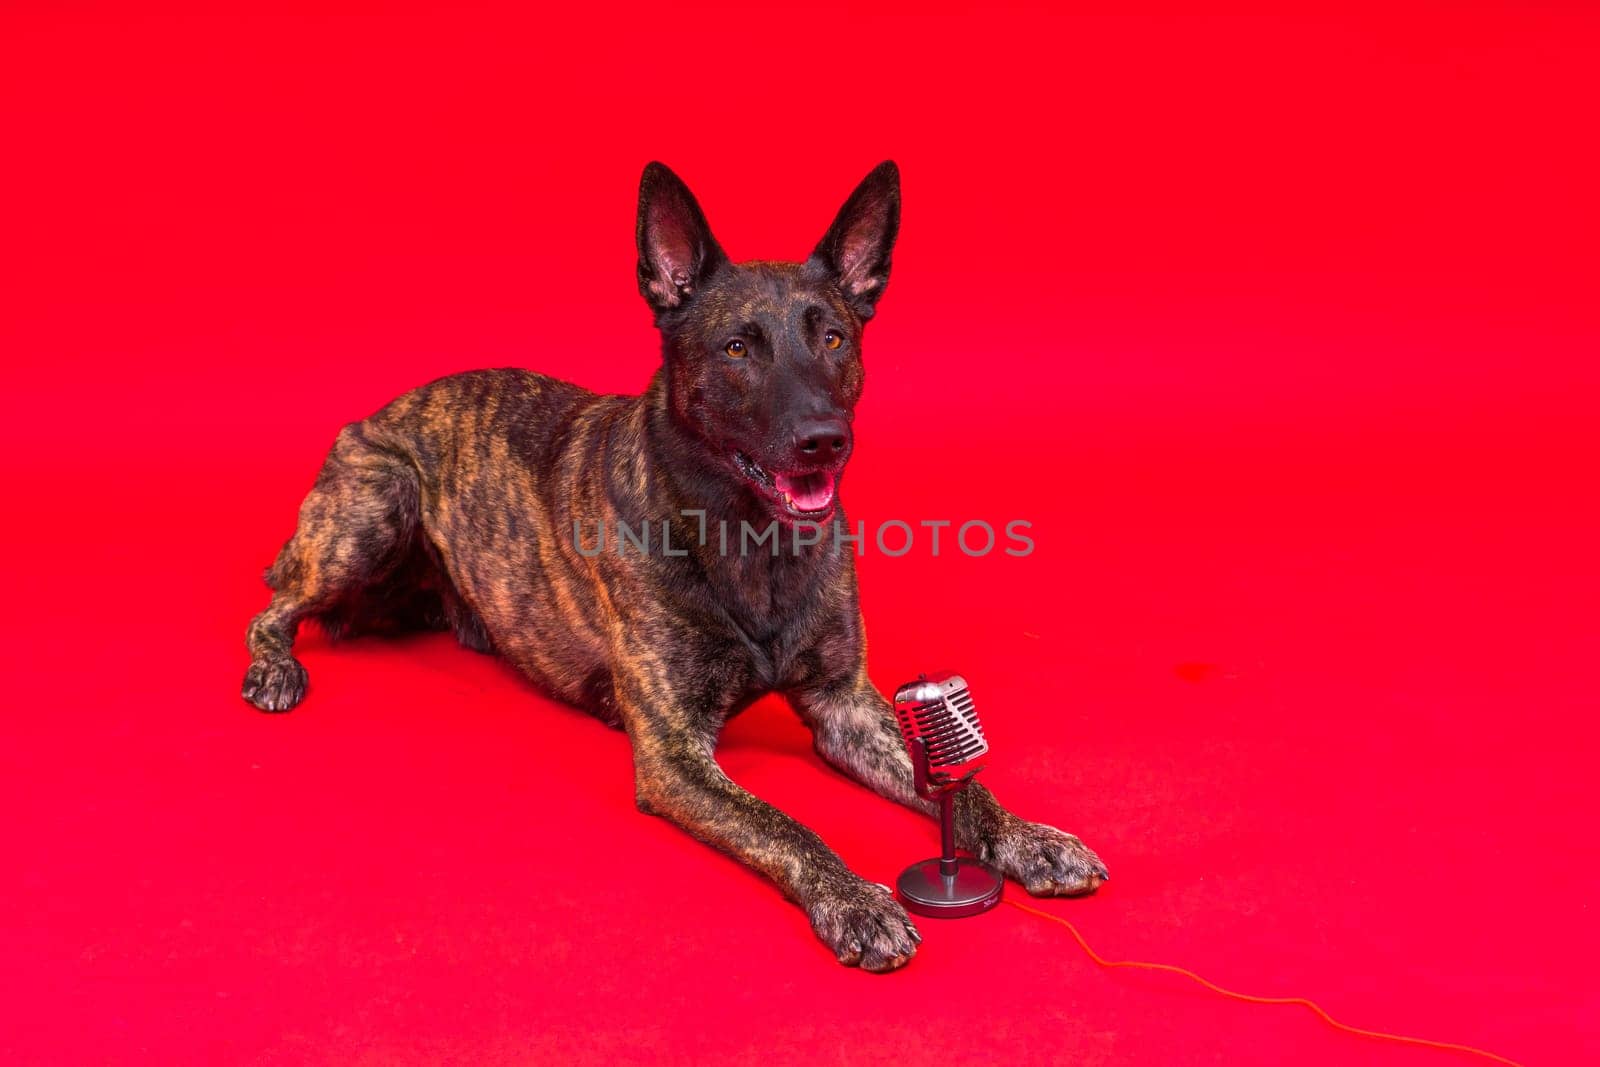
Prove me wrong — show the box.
[898,737,1005,918]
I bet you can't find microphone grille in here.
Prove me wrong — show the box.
[893,672,988,772]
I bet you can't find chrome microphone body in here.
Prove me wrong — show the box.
[892,672,1005,917]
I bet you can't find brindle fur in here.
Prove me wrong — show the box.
[243,162,1106,971]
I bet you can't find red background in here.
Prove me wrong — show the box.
[3,4,1596,1064]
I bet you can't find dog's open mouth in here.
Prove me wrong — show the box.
[732,450,837,519]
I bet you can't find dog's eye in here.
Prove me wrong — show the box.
[823,331,843,351]
[724,339,747,358]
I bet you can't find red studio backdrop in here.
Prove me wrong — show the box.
[2,4,1596,1064]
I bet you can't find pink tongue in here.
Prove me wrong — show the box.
[774,471,836,512]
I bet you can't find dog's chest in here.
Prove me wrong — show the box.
[698,551,838,689]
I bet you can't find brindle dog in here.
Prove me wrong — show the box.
[242,162,1106,971]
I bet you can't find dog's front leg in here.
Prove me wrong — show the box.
[793,671,1109,897]
[616,669,921,971]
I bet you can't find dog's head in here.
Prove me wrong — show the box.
[636,161,900,524]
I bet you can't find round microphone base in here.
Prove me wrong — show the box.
[896,858,1004,918]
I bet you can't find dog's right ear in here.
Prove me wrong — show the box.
[636,162,726,315]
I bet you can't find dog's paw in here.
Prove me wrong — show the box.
[808,880,921,972]
[981,819,1108,897]
[242,657,308,713]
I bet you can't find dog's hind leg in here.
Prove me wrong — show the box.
[243,423,420,712]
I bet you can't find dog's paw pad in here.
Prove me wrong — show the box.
[809,881,920,972]
[989,821,1108,898]
[242,657,308,713]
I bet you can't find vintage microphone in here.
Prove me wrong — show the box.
[892,671,1005,917]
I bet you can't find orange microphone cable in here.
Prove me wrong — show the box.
[1005,898,1525,1067]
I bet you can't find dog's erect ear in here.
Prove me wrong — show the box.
[807,161,901,321]
[636,162,726,315]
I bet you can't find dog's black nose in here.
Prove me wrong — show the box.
[794,418,851,466]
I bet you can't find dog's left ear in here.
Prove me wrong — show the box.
[807,160,901,321]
